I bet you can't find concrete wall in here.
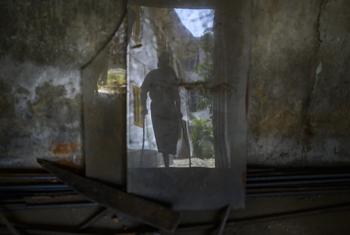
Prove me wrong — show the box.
[0,1,350,234]
[0,59,81,168]
[0,0,349,169]
[248,0,350,166]
[0,0,124,168]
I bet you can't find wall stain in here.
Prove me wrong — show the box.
[51,143,79,156]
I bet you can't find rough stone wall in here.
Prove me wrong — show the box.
[0,0,123,168]
[0,58,81,168]
[0,0,349,169]
[248,0,350,166]
[0,0,123,67]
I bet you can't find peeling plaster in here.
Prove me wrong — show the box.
[0,56,82,168]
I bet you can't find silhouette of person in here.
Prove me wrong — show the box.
[141,52,182,167]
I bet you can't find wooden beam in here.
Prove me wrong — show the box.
[37,159,180,232]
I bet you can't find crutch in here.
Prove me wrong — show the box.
[140,115,146,167]
[180,119,192,168]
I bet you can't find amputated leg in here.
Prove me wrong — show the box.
[163,154,170,168]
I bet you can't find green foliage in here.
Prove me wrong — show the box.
[191,32,215,113]
[195,93,212,112]
[190,118,214,159]
[197,60,212,81]
[197,32,214,80]
[201,31,214,53]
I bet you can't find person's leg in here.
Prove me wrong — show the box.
[163,153,170,168]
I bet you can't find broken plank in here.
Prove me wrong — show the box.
[37,159,180,232]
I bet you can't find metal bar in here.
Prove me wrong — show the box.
[2,186,350,206]
[1,183,350,201]
[0,203,97,212]
[247,185,350,192]
[247,168,350,175]
[0,184,71,192]
[0,224,132,235]
[78,207,108,230]
[37,159,180,232]
[177,202,350,232]
[248,174,350,182]
[0,173,56,179]
[247,189,350,198]
[2,202,350,234]
[2,179,350,189]
[215,204,231,235]
[247,178,350,187]
[2,166,350,204]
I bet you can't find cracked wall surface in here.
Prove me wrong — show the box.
[0,0,349,169]
[248,0,350,166]
[0,0,124,168]
[0,58,82,168]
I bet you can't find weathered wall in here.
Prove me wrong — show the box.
[0,59,81,168]
[0,0,124,168]
[248,0,350,166]
[0,0,349,169]
[132,0,350,167]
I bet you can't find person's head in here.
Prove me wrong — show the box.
[158,52,170,68]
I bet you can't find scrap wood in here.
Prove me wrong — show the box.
[37,159,180,232]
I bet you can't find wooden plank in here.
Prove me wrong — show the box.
[0,211,21,235]
[37,159,180,232]
[78,207,108,229]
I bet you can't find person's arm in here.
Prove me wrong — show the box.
[141,73,151,116]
